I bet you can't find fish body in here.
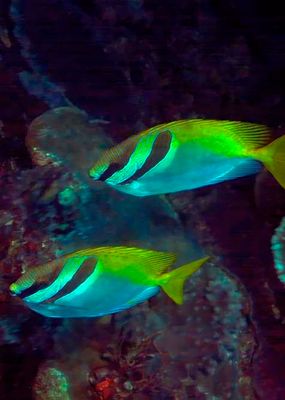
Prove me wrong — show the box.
[89,119,285,196]
[10,246,208,318]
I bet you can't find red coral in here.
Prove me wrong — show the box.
[95,377,115,400]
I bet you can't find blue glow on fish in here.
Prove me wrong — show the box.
[24,257,87,303]
[10,246,209,318]
[89,119,285,195]
[54,260,102,304]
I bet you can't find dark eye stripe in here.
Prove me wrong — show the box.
[18,261,64,299]
[98,139,138,182]
[18,282,50,299]
[120,130,172,184]
[98,163,122,181]
[43,257,97,303]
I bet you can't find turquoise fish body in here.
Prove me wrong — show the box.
[25,271,159,318]
[89,119,273,196]
[112,143,261,197]
[10,246,208,318]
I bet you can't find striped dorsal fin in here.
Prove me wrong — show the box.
[79,246,176,277]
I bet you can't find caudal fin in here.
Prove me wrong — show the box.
[258,135,285,189]
[161,256,209,304]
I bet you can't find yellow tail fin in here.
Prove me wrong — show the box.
[161,257,209,304]
[258,135,285,189]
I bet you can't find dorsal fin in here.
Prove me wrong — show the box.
[187,119,271,149]
[143,119,271,150]
[69,246,176,276]
[209,120,270,148]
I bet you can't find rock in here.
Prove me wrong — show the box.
[33,365,70,400]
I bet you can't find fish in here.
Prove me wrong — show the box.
[89,119,285,196]
[9,246,208,318]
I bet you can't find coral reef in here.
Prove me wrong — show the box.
[0,107,255,399]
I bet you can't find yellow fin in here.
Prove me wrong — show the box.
[257,135,285,189]
[144,119,271,149]
[161,256,209,304]
[69,246,176,276]
[192,119,271,149]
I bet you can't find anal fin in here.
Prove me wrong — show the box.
[209,159,262,185]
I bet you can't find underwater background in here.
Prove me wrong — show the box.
[1,0,285,399]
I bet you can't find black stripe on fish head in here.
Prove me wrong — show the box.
[43,257,98,304]
[16,281,50,299]
[94,137,139,181]
[10,259,65,299]
[97,162,122,181]
[96,138,139,182]
[120,130,172,184]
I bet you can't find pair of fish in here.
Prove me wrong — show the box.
[11,118,285,318]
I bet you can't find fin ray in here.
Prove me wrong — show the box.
[147,119,271,149]
[69,246,176,276]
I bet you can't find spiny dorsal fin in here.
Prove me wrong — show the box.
[143,119,271,150]
[189,119,271,149]
[70,246,176,276]
[211,120,270,147]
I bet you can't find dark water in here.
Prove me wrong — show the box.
[1,1,285,399]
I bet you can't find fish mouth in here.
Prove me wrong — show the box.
[9,281,36,298]
[9,283,19,296]
[89,163,111,180]
[89,168,99,180]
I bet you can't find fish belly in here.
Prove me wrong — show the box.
[114,145,261,196]
[25,274,159,318]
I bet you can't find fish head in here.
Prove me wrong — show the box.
[9,259,62,299]
[89,160,122,182]
[89,134,143,184]
[10,270,37,298]
[89,128,174,189]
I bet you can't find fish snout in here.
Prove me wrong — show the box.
[89,164,108,181]
[9,272,36,298]
[89,167,100,180]
[9,282,18,296]
[89,162,123,182]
